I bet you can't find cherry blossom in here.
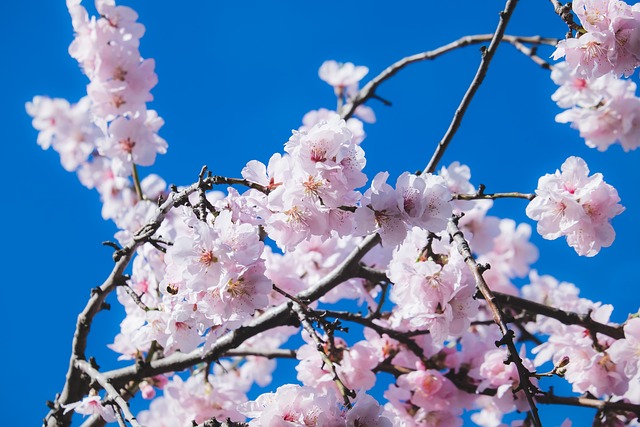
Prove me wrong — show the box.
[62,395,117,423]
[26,96,101,171]
[553,0,640,78]
[319,60,369,95]
[526,156,624,256]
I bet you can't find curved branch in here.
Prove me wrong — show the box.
[453,191,535,201]
[342,34,557,121]
[44,176,227,427]
[99,234,381,387]
[537,393,640,417]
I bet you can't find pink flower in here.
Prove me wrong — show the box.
[319,60,369,95]
[98,110,167,175]
[62,395,117,423]
[526,156,624,256]
[25,96,101,171]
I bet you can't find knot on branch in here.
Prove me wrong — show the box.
[495,329,516,348]
[478,263,491,274]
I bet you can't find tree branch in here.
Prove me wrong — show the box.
[492,291,625,340]
[44,175,233,427]
[342,34,557,121]
[448,215,542,427]
[75,360,142,427]
[453,188,535,201]
[537,393,640,417]
[424,0,521,175]
[292,303,355,409]
[222,348,297,359]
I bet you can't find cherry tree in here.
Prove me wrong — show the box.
[30,0,640,426]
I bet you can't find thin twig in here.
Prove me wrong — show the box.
[312,308,431,366]
[131,163,144,202]
[453,191,535,201]
[292,303,355,409]
[448,215,542,427]
[99,234,381,388]
[537,393,640,417]
[75,360,142,427]
[120,284,156,312]
[510,39,554,70]
[424,0,521,175]
[193,418,249,427]
[342,34,557,121]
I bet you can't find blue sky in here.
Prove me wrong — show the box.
[2,1,639,425]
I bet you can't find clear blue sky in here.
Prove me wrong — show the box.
[2,1,639,425]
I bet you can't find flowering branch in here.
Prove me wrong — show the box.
[98,234,381,388]
[75,360,142,427]
[448,215,543,427]
[310,308,429,361]
[45,174,244,427]
[292,303,356,409]
[424,0,520,174]
[356,264,625,341]
[194,418,249,427]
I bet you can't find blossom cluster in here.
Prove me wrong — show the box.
[67,0,167,175]
[551,0,640,151]
[553,0,640,78]
[31,1,640,427]
[526,156,624,256]
[551,61,640,151]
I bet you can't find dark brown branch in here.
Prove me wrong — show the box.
[44,176,234,427]
[424,0,520,175]
[193,418,249,427]
[509,39,553,70]
[43,256,133,427]
[448,215,542,427]
[353,264,624,341]
[537,393,640,417]
[207,175,269,194]
[492,292,625,340]
[222,349,297,359]
[121,284,156,312]
[357,264,390,284]
[342,34,557,121]
[99,234,381,387]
